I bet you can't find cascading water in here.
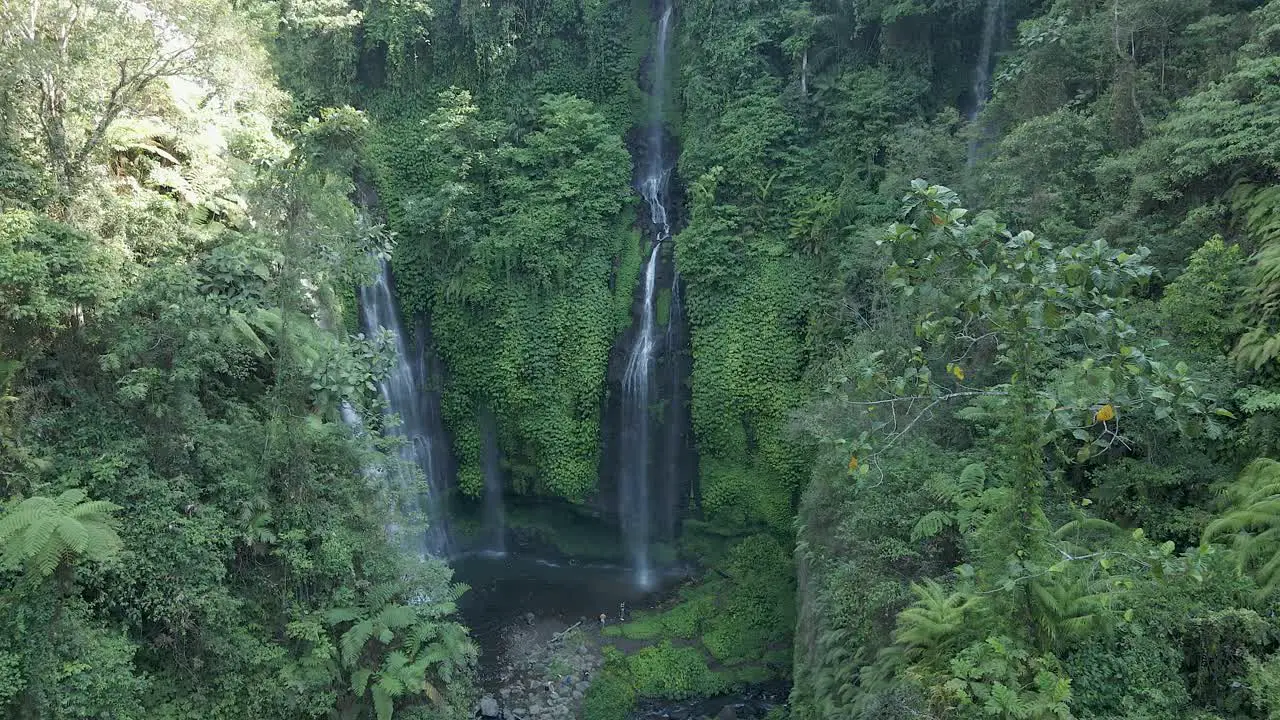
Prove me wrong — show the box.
[621,242,661,589]
[480,410,506,555]
[619,2,674,590]
[968,0,1005,164]
[359,259,452,556]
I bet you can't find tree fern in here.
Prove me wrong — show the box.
[1204,458,1280,596]
[890,580,982,667]
[0,489,122,577]
[911,462,989,541]
[1231,184,1280,368]
[325,581,475,720]
[1028,576,1106,652]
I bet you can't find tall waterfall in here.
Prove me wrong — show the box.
[480,410,506,555]
[619,2,674,590]
[359,259,452,556]
[968,0,1004,164]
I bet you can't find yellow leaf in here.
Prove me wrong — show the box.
[951,364,965,381]
[848,456,859,473]
[1094,404,1115,423]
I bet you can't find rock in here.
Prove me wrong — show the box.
[571,690,583,700]
[575,682,589,692]
[577,645,589,655]
[500,687,511,697]
[512,709,527,719]
[479,695,500,717]
[529,704,543,716]
[525,612,535,626]
[716,706,738,720]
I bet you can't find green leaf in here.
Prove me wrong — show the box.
[371,685,393,720]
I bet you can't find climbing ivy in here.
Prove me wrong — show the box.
[371,91,633,501]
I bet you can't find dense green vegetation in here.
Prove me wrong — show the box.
[8,0,1280,718]
[0,1,474,718]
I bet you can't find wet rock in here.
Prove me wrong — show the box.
[716,707,738,720]
[479,695,500,717]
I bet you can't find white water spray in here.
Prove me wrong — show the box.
[359,259,451,556]
[968,0,1004,164]
[620,2,674,590]
[480,410,506,555]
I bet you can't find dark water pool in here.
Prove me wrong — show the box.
[449,538,787,719]
[452,547,687,671]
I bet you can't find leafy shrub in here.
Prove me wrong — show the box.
[1065,630,1190,719]
[627,641,726,700]
[581,669,636,720]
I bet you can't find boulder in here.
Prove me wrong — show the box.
[479,696,500,718]
[716,707,738,720]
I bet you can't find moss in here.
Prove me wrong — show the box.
[608,592,714,642]
[655,286,672,327]
[503,503,625,561]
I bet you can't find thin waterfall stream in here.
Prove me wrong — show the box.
[968,0,1004,165]
[480,409,506,555]
[619,1,674,590]
[358,259,452,556]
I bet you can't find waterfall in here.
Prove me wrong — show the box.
[621,242,661,588]
[359,259,452,557]
[618,2,674,590]
[480,410,506,555]
[968,0,1004,164]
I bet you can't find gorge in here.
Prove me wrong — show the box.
[5,0,1280,719]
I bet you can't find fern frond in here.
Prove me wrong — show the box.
[371,684,393,720]
[1053,517,1122,539]
[955,463,986,497]
[911,510,954,541]
[341,619,375,666]
[375,604,417,631]
[53,489,88,510]
[351,668,373,696]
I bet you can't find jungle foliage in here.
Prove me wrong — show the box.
[0,0,475,718]
[8,0,1280,717]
